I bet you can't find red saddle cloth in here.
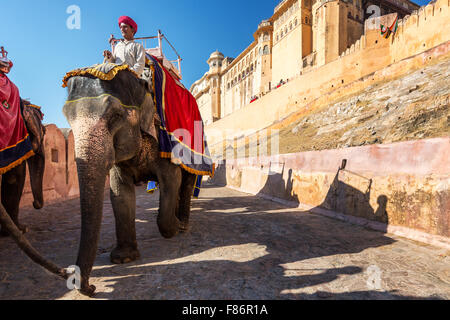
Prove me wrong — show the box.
[0,73,33,174]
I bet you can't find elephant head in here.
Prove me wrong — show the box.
[63,70,156,296]
[21,100,46,209]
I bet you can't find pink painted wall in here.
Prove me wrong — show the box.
[214,137,450,239]
[21,125,80,207]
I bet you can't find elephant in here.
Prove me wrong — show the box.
[1,100,46,236]
[0,99,66,279]
[61,69,198,296]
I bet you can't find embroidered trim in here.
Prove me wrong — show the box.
[0,149,34,175]
[62,64,139,88]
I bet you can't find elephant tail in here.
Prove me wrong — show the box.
[0,202,68,280]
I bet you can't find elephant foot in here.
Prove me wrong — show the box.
[80,284,96,297]
[110,246,140,264]
[158,226,179,239]
[179,221,190,233]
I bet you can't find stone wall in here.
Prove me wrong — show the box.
[205,0,450,145]
[211,137,450,249]
[20,125,79,208]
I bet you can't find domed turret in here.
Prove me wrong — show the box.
[209,50,224,60]
[207,50,225,71]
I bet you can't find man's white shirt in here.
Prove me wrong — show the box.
[113,40,146,78]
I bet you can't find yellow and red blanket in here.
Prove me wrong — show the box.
[0,73,33,174]
[147,54,215,177]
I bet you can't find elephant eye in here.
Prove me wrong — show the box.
[107,113,124,134]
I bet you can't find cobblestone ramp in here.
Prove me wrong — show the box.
[0,184,449,300]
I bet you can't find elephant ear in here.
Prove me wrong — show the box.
[139,94,159,142]
[22,104,46,152]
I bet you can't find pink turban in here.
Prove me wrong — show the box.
[118,16,138,33]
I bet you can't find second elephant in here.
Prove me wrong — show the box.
[0,100,46,236]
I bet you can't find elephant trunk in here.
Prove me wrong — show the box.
[72,122,114,296]
[0,201,67,279]
[27,152,45,210]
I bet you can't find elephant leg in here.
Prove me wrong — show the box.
[109,165,140,264]
[156,161,182,239]
[0,163,27,237]
[176,171,196,233]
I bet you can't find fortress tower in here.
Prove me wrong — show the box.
[207,51,225,121]
[271,0,307,85]
[253,20,274,94]
[313,0,365,66]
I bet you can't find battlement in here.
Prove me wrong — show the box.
[323,0,450,65]
[204,0,449,144]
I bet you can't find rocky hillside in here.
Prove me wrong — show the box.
[216,57,450,157]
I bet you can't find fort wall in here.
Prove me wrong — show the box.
[205,0,450,146]
[211,137,450,249]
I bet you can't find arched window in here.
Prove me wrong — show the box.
[259,47,262,56]
[295,18,298,26]
[263,45,270,55]
[289,22,292,30]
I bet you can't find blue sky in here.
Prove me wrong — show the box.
[1,0,429,128]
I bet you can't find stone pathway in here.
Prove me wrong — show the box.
[0,183,449,300]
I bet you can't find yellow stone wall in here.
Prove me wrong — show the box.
[191,0,433,130]
[390,0,450,63]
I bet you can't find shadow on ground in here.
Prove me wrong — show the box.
[0,183,445,300]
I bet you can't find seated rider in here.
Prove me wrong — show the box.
[0,47,13,75]
[103,16,146,78]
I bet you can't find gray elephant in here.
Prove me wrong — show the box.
[62,69,198,296]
